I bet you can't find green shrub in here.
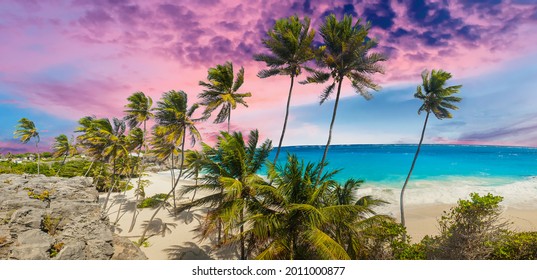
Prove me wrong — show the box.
[490,231,537,260]
[351,218,424,260]
[137,193,168,208]
[425,193,508,260]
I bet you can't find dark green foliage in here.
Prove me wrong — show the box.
[41,152,53,158]
[0,161,54,176]
[353,218,423,260]
[137,193,169,208]
[490,231,537,260]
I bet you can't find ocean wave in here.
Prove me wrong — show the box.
[357,176,537,216]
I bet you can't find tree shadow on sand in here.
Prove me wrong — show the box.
[140,218,177,237]
[169,208,205,226]
[164,242,214,260]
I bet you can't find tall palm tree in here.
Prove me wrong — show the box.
[400,69,462,230]
[124,91,153,159]
[302,14,386,178]
[96,117,130,212]
[180,129,272,260]
[254,15,315,164]
[138,90,202,245]
[124,92,153,232]
[198,61,251,132]
[52,134,77,176]
[75,116,100,176]
[14,118,40,175]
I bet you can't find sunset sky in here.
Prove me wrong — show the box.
[1,0,537,153]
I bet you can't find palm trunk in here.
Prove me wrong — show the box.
[240,208,245,260]
[84,160,95,177]
[317,79,343,183]
[138,128,187,245]
[129,121,147,233]
[273,75,295,165]
[400,110,431,236]
[191,171,198,203]
[227,110,231,133]
[35,141,40,175]
[173,128,187,213]
[102,154,117,212]
[55,154,68,176]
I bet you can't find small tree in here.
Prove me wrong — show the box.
[425,193,509,260]
[14,118,40,175]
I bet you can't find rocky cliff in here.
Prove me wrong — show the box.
[0,174,146,260]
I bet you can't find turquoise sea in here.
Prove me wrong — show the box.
[266,144,537,209]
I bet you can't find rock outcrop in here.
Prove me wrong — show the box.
[0,174,146,260]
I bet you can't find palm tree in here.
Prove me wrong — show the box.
[254,15,315,164]
[302,14,386,178]
[325,179,387,259]
[96,117,130,212]
[400,69,462,230]
[124,92,154,232]
[14,118,40,175]
[250,154,382,260]
[52,134,77,176]
[138,90,202,245]
[198,61,251,132]
[180,129,272,260]
[183,150,206,202]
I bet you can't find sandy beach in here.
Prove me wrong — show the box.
[101,171,537,259]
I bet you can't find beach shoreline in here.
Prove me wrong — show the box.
[102,171,537,259]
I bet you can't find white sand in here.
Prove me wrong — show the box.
[100,171,235,260]
[101,172,537,259]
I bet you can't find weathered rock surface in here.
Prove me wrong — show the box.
[0,174,147,260]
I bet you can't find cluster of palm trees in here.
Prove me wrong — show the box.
[11,13,462,259]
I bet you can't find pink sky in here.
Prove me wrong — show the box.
[1,0,537,153]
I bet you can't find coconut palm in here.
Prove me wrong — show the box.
[198,61,251,132]
[124,91,153,165]
[302,14,385,178]
[75,116,101,176]
[180,129,273,260]
[254,15,315,164]
[138,90,202,245]
[52,134,77,176]
[250,154,383,260]
[124,93,153,231]
[183,150,206,202]
[14,118,40,174]
[400,69,462,230]
[95,117,131,211]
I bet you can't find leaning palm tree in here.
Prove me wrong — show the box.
[124,92,154,231]
[198,61,251,132]
[97,117,131,212]
[180,130,273,260]
[254,15,315,164]
[52,134,77,176]
[14,118,40,174]
[399,69,462,230]
[302,14,386,178]
[183,150,206,202]
[138,90,202,245]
